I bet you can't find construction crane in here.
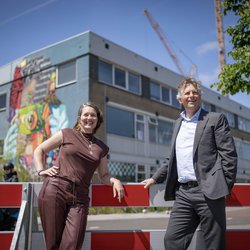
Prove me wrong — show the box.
[144,8,196,78]
[214,0,226,72]
[214,0,228,97]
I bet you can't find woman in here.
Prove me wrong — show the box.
[34,101,124,250]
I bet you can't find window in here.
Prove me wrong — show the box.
[115,67,126,88]
[239,142,250,160]
[148,117,173,145]
[162,86,170,103]
[215,106,222,113]
[150,81,181,108]
[150,82,160,100]
[225,112,235,128]
[238,116,245,131]
[150,165,157,177]
[136,114,144,141]
[98,60,141,94]
[158,119,173,145]
[238,116,250,133]
[247,120,250,133]
[0,93,7,111]
[216,107,235,128]
[57,60,76,86]
[98,60,112,84]
[128,72,140,94]
[148,117,158,143]
[202,102,211,112]
[171,89,180,108]
[107,106,134,138]
[137,165,146,182]
[108,161,136,182]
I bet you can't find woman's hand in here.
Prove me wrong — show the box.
[39,166,59,177]
[141,178,156,189]
[112,179,124,203]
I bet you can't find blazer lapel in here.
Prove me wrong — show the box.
[193,109,209,155]
[171,117,182,151]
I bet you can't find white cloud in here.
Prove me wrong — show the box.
[195,41,218,56]
[199,66,220,87]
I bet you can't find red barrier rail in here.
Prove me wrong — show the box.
[0,184,22,207]
[226,184,250,206]
[91,184,150,207]
[0,233,13,250]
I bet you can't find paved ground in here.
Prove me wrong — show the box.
[86,207,250,231]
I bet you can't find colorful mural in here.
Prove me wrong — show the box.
[4,56,69,174]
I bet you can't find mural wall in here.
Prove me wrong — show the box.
[4,56,69,174]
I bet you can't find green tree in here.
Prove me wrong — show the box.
[211,0,250,95]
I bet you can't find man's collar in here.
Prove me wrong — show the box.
[180,107,201,121]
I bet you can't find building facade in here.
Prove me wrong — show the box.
[0,31,250,182]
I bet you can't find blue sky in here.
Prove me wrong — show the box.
[0,0,249,108]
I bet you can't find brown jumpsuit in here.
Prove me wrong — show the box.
[38,128,109,250]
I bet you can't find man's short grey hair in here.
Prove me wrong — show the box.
[176,77,202,101]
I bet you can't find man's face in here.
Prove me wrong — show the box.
[3,167,11,174]
[179,84,201,113]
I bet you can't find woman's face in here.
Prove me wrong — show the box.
[79,106,98,133]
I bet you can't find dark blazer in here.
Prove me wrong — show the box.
[152,108,238,201]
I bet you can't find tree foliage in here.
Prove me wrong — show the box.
[211,0,250,95]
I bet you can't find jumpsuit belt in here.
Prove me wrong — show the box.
[50,176,88,205]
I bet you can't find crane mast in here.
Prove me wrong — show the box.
[144,8,186,76]
[214,0,226,72]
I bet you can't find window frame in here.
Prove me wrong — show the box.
[161,86,170,104]
[98,60,113,85]
[128,71,141,95]
[171,88,180,108]
[150,81,161,101]
[98,59,141,95]
[114,66,126,89]
[135,114,145,141]
[106,105,135,138]
[0,92,7,111]
[56,60,77,88]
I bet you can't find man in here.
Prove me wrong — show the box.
[2,162,18,182]
[0,162,19,230]
[142,78,237,250]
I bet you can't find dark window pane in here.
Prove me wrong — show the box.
[150,82,160,100]
[98,60,112,84]
[172,89,180,108]
[128,72,140,94]
[107,106,134,138]
[162,87,170,103]
[0,93,7,110]
[158,119,173,145]
[115,68,126,88]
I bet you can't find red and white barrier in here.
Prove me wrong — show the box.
[1,183,250,250]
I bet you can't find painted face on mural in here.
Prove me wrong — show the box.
[80,106,98,134]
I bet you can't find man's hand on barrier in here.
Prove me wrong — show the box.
[141,178,156,189]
